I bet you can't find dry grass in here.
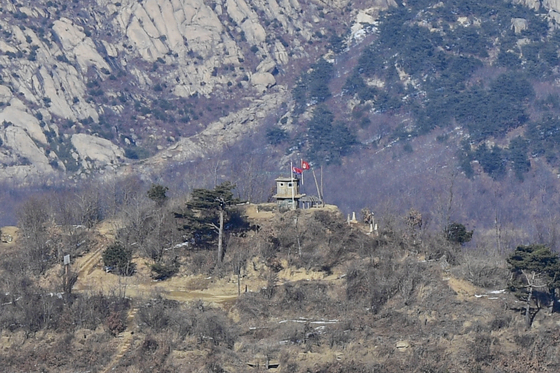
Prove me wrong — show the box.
[4,208,560,372]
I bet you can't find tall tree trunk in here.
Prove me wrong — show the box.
[237,271,241,295]
[526,284,533,328]
[218,209,224,263]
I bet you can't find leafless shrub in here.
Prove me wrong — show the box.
[280,323,305,345]
[142,335,159,352]
[279,349,300,373]
[106,309,126,336]
[421,232,460,265]
[490,315,512,331]
[235,292,269,321]
[259,235,281,261]
[194,311,238,349]
[397,259,423,305]
[69,294,130,332]
[281,282,306,307]
[120,334,173,372]
[327,324,351,348]
[514,334,535,349]
[260,270,278,300]
[452,250,508,289]
[470,334,499,363]
[346,260,400,314]
[138,296,179,330]
[189,251,215,275]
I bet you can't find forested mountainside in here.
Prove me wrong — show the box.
[274,0,560,246]
[4,0,560,243]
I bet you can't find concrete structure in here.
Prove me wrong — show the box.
[273,177,305,210]
[300,195,323,209]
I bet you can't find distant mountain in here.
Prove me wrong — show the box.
[4,0,560,242]
[287,0,560,178]
[0,0,393,181]
[268,0,560,242]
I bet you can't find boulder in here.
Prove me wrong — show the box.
[251,72,276,89]
[0,104,46,144]
[71,134,124,168]
[511,18,529,34]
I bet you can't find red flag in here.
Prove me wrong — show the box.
[301,160,310,170]
[292,166,303,174]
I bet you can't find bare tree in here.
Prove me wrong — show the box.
[76,186,101,229]
[16,196,54,274]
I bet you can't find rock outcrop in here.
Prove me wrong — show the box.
[71,134,124,169]
[0,0,359,181]
[3,0,553,183]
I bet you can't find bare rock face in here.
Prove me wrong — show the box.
[0,0,382,182]
[53,18,112,74]
[71,134,124,169]
[143,88,286,167]
[518,0,560,22]
[516,0,541,10]
[511,18,529,34]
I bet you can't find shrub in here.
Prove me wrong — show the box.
[102,243,134,276]
[445,222,473,245]
[124,147,150,160]
[106,309,126,336]
[150,262,178,280]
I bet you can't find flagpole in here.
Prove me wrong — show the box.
[312,168,321,205]
[320,165,324,207]
[290,161,295,208]
[300,159,304,185]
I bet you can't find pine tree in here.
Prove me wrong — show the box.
[177,182,242,263]
[507,245,560,327]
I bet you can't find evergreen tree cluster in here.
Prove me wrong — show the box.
[343,0,560,179]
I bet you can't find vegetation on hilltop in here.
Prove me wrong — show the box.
[2,180,560,371]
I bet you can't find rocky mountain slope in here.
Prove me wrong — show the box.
[4,0,560,229]
[0,0,397,182]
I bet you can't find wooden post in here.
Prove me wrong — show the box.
[237,269,241,296]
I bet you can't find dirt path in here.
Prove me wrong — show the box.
[71,224,242,373]
[102,307,139,373]
[76,242,105,278]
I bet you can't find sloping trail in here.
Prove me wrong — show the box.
[76,240,105,278]
[102,307,139,373]
[72,223,241,373]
